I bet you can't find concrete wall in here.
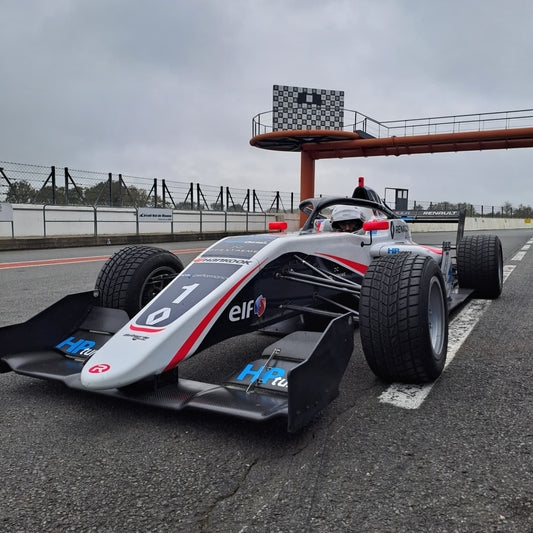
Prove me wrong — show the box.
[0,203,529,241]
[278,213,532,232]
[405,217,531,232]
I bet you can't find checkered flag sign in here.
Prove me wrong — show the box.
[272,85,344,131]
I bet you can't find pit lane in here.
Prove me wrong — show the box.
[0,229,531,532]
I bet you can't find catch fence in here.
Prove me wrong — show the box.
[0,161,529,218]
[0,162,297,214]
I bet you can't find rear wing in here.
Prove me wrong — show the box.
[395,209,466,243]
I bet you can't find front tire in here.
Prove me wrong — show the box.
[95,245,184,317]
[360,254,448,383]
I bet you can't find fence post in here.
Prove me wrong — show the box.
[64,167,69,205]
[42,205,47,237]
[93,206,97,236]
[108,173,113,206]
[51,166,56,205]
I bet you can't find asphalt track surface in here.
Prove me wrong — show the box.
[0,229,532,532]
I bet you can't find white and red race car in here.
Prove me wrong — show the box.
[0,183,503,431]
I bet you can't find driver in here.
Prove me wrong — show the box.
[331,205,366,233]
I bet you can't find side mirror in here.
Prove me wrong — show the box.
[269,221,287,231]
[361,220,389,247]
[362,220,389,232]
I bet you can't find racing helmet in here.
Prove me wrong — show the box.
[331,205,366,232]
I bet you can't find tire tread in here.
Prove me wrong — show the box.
[360,254,447,383]
[95,246,183,315]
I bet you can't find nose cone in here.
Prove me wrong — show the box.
[80,335,161,390]
[81,361,122,389]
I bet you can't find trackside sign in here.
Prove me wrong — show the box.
[138,208,173,222]
[0,203,13,222]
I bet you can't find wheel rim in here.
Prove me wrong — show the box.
[428,276,446,356]
[138,266,179,308]
[497,250,503,289]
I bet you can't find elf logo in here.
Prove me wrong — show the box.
[229,295,267,322]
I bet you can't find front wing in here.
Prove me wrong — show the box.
[0,291,354,433]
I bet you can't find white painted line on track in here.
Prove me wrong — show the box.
[502,264,517,280]
[522,244,531,250]
[379,264,517,409]
[512,251,527,261]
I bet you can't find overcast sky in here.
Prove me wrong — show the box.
[1,0,532,207]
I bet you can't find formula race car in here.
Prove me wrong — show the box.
[0,182,503,432]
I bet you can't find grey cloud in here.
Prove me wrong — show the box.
[1,0,532,207]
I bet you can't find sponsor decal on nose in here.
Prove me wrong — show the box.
[88,364,110,374]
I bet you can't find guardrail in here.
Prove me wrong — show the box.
[0,203,530,246]
[0,204,279,239]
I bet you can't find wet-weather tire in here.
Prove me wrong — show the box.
[456,234,503,299]
[95,245,184,317]
[359,254,448,383]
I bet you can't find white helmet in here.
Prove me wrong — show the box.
[331,205,366,231]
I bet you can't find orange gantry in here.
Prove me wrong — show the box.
[250,126,533,202]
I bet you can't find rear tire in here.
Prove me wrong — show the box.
[457,234,503,299]
[95,246,184,317]
[360,254,448,383]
